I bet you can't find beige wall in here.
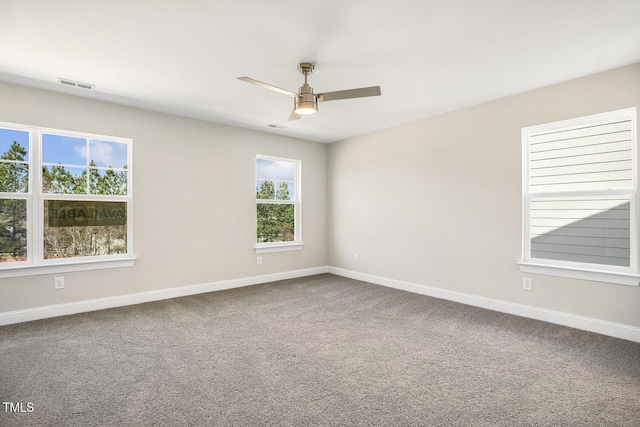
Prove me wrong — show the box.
[328,63,640,327]
[2,63,639,330]
[0,82,328,312]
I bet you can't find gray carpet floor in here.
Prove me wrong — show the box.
[1,273,639,426]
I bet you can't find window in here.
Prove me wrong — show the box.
[0,122,133,277]
[520,108,638,286]
[255,155,302,253]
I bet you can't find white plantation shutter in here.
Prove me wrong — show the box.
[529,196,630,266]
[528,120,633,192]
[523,108,637,272]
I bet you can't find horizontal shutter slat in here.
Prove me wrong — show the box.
[529,120,632,144]
[531,234,630,249]
[529,140,631,161]
[530,159,632,177]
[530,170,632,187]
[530,149,631,170]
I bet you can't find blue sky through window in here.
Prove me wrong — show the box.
[42,134,85,165]
[256,158,275,180]
[256,158,296,200]
[42,134,127,169]
[0,128,30,161]
[90,139,128,168]
[275,160,295,181]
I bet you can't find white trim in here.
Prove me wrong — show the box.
[255,243,304,253]
[0,121,134,272]
[0,266,328,326]
[255,154,302,248]
[329,267,640,343]
[517,261,640,286]
[523,107,637,134]
[521,107,638,279]
[0,257,136,278]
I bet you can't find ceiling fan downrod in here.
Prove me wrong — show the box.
[295,63,317,115]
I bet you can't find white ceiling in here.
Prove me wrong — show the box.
[1,0,639,143]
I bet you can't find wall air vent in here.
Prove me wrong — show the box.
[57,78,95,90]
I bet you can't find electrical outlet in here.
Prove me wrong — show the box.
[522,277,533,291]
[355,254,359,263]
[257,256,263,266]
[54,277,65,290]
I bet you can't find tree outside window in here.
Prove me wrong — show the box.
[0,124,132,268]
[256,157,299,245]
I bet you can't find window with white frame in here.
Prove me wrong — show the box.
[520,108,638,285]
[0,122,133,276]
[255,155,301,252]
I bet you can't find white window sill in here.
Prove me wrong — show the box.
[0,257,137,278]
[518,262,640,286]
[255,243,304,254]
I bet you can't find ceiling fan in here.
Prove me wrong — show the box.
[238,63,381,121]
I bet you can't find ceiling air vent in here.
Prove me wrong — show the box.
[267,124,287,129]
[57,78,95,90]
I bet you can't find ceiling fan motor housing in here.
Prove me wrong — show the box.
[295,83,317,115]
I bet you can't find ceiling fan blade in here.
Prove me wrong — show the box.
[317,86,381,102]
[237,77,296,97]
[288,110,302,121]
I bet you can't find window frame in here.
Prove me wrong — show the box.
[0,122,135,278]
[255,155,302,253]
[519,108,639,286]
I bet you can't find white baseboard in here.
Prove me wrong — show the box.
[3,265,639,343]
[0,266,329,326]
[329,267,640,343]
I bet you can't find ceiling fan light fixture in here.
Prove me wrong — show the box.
[238,62,381,120]
[294,93,317,115]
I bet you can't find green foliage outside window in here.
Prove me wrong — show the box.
[257,180,295,243]
[0,138,129,262]
[0,141,28,193]
[41,161,128,259]
[0,198,27,262]
[0,142,28,261]
[42,161,127,195]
